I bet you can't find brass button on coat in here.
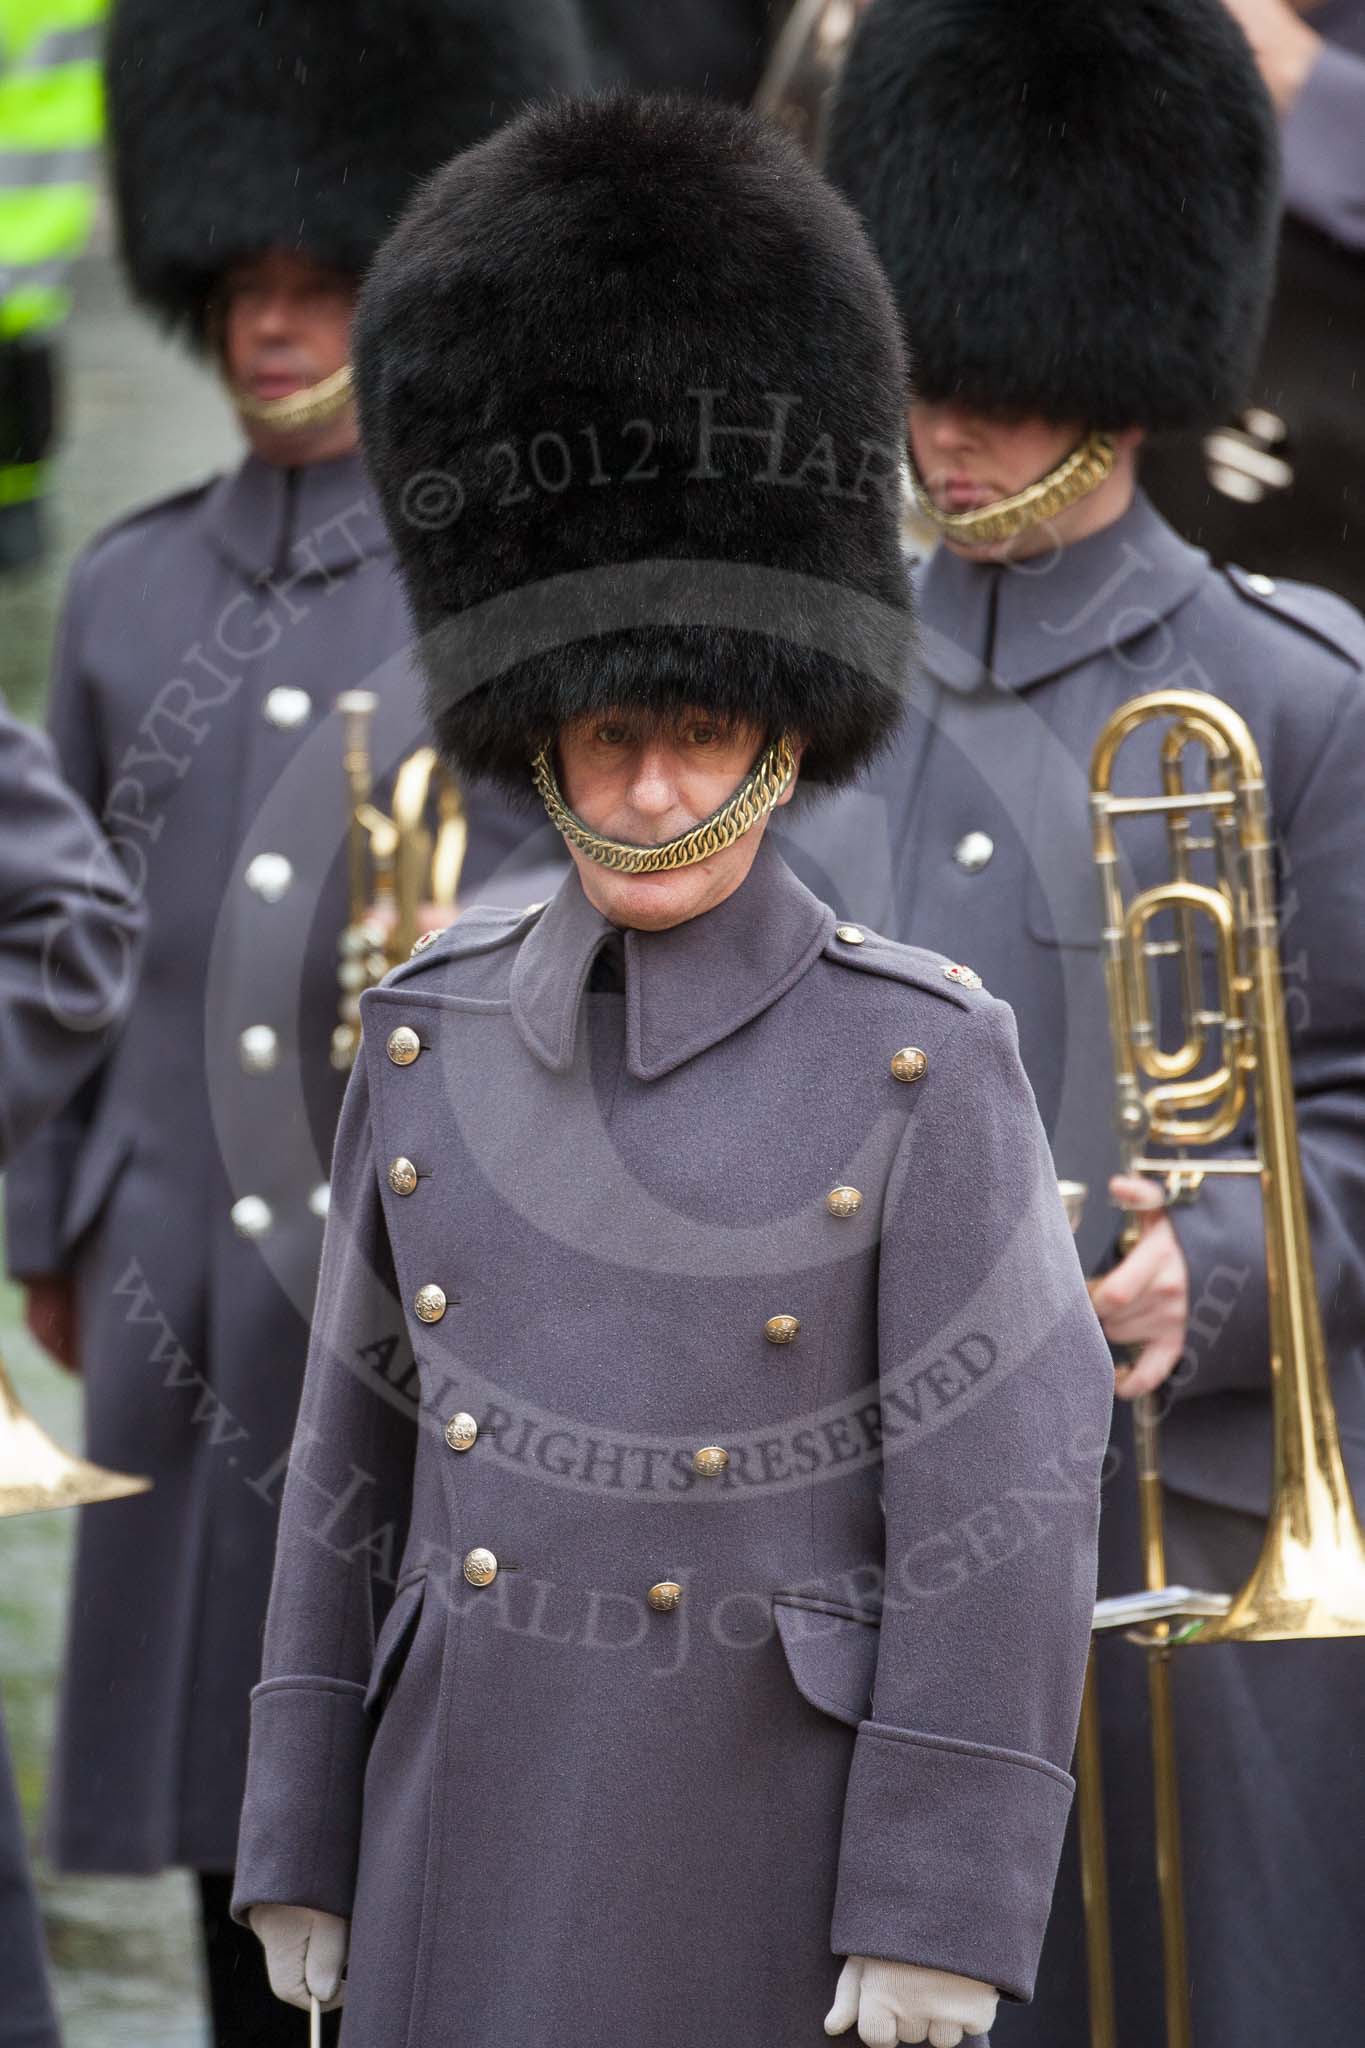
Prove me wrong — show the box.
[387,1025,421,1066]
[891,1046,928,1084]
[647,1581,682,1612]
[826,1186,863,1218]
[835,924,866,945]
[693,1446,729,1477]
[414,1284,447,1324]
[238,1024,279,1074]
[230,1195,272,1240]
[243,851,294,902]
[764,1314,800,1346]
[463,1547,498,1587]
[262,685,312,729]
[445,1412,478,1452]
[953,831,995,874]
[388,1157,419,1196]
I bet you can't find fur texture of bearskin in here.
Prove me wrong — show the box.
[354,91,914,793]
[824,0,1281,430]
[106,0,589,340]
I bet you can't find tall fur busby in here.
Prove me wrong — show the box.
[354,92,913,794]
[824,0,1281,431]
[105,0,589,342]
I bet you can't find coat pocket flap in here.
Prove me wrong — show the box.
[772,1594,880,1730]
[60,1126,136,1253]
[363,1573,426,1715]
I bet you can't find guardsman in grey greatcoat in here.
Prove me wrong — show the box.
[791,1,1365,2040]
[229,92,1114,2048]
[1,4,584,2040]
[1,691,144,2048]
[1145,0,1365,609]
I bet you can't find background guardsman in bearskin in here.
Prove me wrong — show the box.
[1,3,584,2040]
[229,89,1113,2048]
[781,0,1365,2039]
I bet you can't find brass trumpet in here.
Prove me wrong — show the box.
[1079,688,1365,2047]
[331,691,468,1070]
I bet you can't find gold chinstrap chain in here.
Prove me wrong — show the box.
[233,362,356,432]
[906,431,1116,546]
[531,733,798,873]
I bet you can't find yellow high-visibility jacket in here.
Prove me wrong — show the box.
[0,0,104,504]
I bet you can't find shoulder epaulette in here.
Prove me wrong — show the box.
[821,920,993,1012]
[80,476,219,565]
[378,899,547,989]
[1223,565,1365,670]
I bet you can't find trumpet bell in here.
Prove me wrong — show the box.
[0,1355,150,1520]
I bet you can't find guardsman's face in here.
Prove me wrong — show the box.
[220,249,359,464]
[555,709,798,933]
[908,400,1142,561]
[909,401,1082,520]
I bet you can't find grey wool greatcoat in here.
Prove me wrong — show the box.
[779,489,1365,2044]
[2,447,555,1875]
[0,688,144,1164]
[231,835,1114,2047]
[1,690,145,2048]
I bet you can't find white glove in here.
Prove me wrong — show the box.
[825,1954,998,2047]
[248,1903,349,2011]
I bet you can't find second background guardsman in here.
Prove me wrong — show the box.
[787,0,1365,2041]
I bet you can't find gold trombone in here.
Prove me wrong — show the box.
[331,690,468,1070]
[1078,687,1365,2046]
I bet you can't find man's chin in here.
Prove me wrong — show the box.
[597,870,708,932]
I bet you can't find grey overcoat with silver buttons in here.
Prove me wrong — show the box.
[2,447,559,1874]
[779,488,1365,1519]
[231,836,1113,2045]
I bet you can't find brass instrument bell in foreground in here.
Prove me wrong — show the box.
[0,1352,149,1519]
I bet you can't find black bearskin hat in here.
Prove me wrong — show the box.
[354,92,913,794]
[825,0,1281,431]
[106,0,589,342]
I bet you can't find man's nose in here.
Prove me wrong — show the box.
[249,293,295,338]
[925,405,980,455]
[625,748,681,819]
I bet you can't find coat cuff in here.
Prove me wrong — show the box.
[829,1720,1075,2003]
[230,1676,371,1926]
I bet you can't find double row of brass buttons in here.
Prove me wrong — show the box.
[387,1022,494,1587]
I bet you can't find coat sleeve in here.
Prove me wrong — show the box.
[829,999,1113,2003]
[231,1051,417,1925]
[1167,671,1365,1403]
[1282,38,1365,253]
[0,694,142,1170]
[3,561,119,1273]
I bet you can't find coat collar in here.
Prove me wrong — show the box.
[509,834,834,1082]
[915,489,1209,695]
[203,447,393,585]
